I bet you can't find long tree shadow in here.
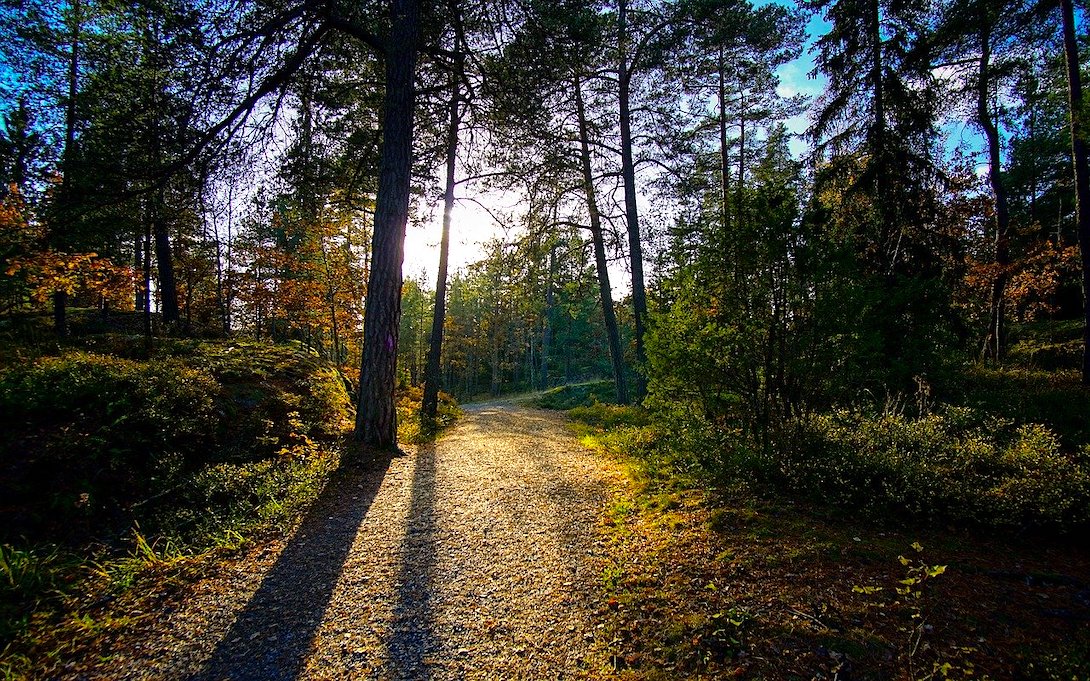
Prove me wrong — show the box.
[381,441,438,679]
[192,453,393,681]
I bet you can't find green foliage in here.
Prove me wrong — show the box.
[778,406,1090,529]
[589,373,1090,531]
[532,380,617,410]
[943,365,1090,448]
[1007,320,1084,370]
[568,402,649,430]
[0,352,220,542]
[395,383,460,445]
[0,340,356,671]
[0,341,354,545]
[0,544,80,642]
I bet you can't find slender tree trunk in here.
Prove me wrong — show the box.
[737,88,745,222]
[146,17,178,325]
[869,0,893,265]
[718,47,731,235]
[54,0,81,337]
[143,215,153,349]
[1062,0,1090,384]
[135,232,145,311]
[540,244,556,388]
[152,189,179,324]
[617,0,647,401]
[423,42,463,418]
[355,0,420,447]
[575,74,629,405]
[977,23,1010,362]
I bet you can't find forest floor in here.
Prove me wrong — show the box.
[46,402,630,680]
[26,399,1090,679]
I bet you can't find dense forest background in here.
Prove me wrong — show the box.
[4,0,1090,511]
[3,0,1089,409]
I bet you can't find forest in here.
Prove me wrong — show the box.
[3,0,1090,677]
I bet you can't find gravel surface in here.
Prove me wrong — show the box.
[71,403,626,680]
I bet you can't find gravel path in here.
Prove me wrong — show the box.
[75,403,626,680]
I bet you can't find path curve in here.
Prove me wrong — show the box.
[71,403,625,680]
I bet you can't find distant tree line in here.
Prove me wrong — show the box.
[2,0,1088,447]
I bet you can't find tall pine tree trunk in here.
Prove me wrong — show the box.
[355,0,420,447]
[152,187,179,323]
[575,74,629,405]
[55,0,82,337]
[978,23,1010,362]
[423,30,463,420]
[617,0,647,401]
[717,47,731,235]
[540,244,556,388]
[1062,0,1090,384]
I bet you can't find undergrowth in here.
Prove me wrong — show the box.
[0,339,358,677]
[556,382,1090,534]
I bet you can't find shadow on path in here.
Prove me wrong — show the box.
[382,442,438,679]
[191,454,392,681]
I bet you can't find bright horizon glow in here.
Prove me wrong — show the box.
[403,195,514,283]
[406,1,831,282]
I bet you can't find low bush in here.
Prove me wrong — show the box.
[0,342,355,546]
[533,380,617,410]
[778,407,1090,530]
[568,402,649,430]
[940,365,1090,448]
[573,391,1090,532]
[395,383,461,445]
[0,340,359,671]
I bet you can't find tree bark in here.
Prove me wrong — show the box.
[540,243,556,388]
[617,0,647,401]
[354,0,420,447]
[54,0,81,337]
[423,18,464,419]
[152,187,179,323]
[1062,0,1090,384]
[718,46,731,235]
[575,74,629,405]
[977,22,1010,362]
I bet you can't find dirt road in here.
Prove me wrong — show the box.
[71,403,626,680]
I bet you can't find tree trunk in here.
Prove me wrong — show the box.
[423,38,463,419]
[153,189,179,323]
[617,0,647,401]
[354,0,420,448]
[540,244,556,388]
[135,232,145,312]
[1062,0,1090,384]
[55,0,81,337]
[575,74,629,405]
[143,217,153,349]
[718,46,731,235]
[977,22,1010,362]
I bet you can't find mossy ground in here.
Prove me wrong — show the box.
[0,328,458,678]
[555,399,1090,679]
[590,458,1090,680]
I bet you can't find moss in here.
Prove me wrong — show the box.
[531,380,617,409]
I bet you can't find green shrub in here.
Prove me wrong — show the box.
[0,353,220,541]
[779,407,1090,530]
[0,342,355,548]
[395,384,461,445]
[533,381,617,409]
[568,403,649,430]
[940,366,1090,448]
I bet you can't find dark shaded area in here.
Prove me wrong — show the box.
[382,442,438,679]
[192,455,392,680]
